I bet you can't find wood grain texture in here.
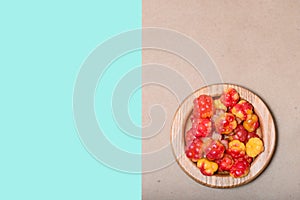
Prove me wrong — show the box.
[170,83,276,188]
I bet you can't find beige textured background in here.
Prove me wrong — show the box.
[142,0,300,199]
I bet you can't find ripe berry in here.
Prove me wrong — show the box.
[217,154,234,172]
[231,100,253,120]
[230,157,250,178]
[243,114,259,132]
[246,137,264,158]
[197,158,218,176]
[205,140,225,161]
[215,113,237,134]
[193,95,214,118]
[185,138,203,162]
[226,140,246,159]
[220,88,240,108]
[229,124,249,143]
[191,118,212,138]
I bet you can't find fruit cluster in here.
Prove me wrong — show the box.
[185,88,264,178]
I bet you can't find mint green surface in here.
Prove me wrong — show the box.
[96,51,142,153]
[0,1,141,199]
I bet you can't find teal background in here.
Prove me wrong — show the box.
[96,51,142,153]
[0,1,141,199]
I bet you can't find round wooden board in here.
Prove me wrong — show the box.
[170,83,276,188]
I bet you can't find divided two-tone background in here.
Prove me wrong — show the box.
[1,1,300,199]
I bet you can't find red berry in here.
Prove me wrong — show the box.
[229,124,248,143]
[215,113,237,134]
[185,138,203,162]
[186,149,194,159]
[231,100,253,120]
[220,88,240,108]
[226,140,246,159]
[230,157,250,178]
[205,140,225,161]
[193,95,214,118]
[226,148,246,159]
[191,118,212,138]
[217,154,234,172]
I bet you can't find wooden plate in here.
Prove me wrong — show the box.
[170,83,276,188]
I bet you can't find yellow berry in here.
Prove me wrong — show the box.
[229,140,246,152]
[246,137,264,157]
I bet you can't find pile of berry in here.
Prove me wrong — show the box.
[185,88,264,178]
